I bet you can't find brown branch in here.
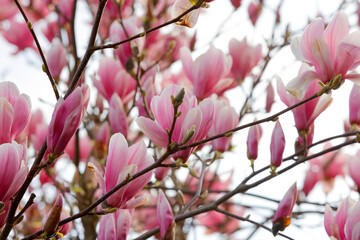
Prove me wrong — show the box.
[13,0,60,100]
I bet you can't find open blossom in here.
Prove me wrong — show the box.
[0,0,17,21]
[272,183,298,236]
[47,85,90,156]
[0,81,31,144]
[2,19,35,53]
[171,0,201,28]
[208,99,239,152]
[93,58,137,103]
[89,133,153,209]
[277,75,332,132]
[0,141,27,203]
[324,197,356,240]
[301,144,347,196]
[288,12,360,99]
[349,84,360,126]
[181,46,233,99]
[137,85,214,162]
[157,190,175,240]
[347,151,360,191]
[229,38,262,83]
[98,210,131,240]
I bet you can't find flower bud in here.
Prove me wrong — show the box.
[43,195,63,236]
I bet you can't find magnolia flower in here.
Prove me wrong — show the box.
[89,133,153,209]
[266,82,275,112]
[324,197,356,240]
[171,0,201,28]
[109,94,128,137]
[208,99,239,152]
[157,190,175,240]
[0,81,31,144]
[270,121,285,170]
[93,58,136,103]
[181,46,233,99]
[98,210,131,240]
[288,12,360,99]
[46,39,67,81]
[347,151,360,191]
[0,141,27,203]
[64,134,92,162]
[277,75,332,132]
[246,124,262,166]
[137,85,214,162]
[47,85,90,156]
[272,183,298,236]
[229,38,262,83]
[2,19,35,53]
[349,84,360,126]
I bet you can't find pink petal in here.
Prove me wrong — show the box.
[312,38,335,82]
[323,12,349,60]
[285,69,320,99]
[88,162,106,194]
[157,190,174,238]
[300,18,325,65]
[136,117,168,147]
[116,210,131,240]
[109,94,128,137]
[105,133,129,192]
[0,98,14,144]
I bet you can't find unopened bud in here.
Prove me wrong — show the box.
[14,215,24,226]
[200,190,208,199]
[27,21,32,30]
[182,125,195,144]
[189,167,198,178]
[125,57,135,72]
[172,88,185,107]
[329,74,342,90]
[177,191,185,205]
[43,195,63,236]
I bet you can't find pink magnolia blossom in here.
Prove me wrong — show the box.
[47,85,90,156]
[197,204,243,236]
[229,38,262,83]
[109,17,144,68]
[137,85,214,162]
[347,151,360,191]
[349,84,360,126]
[98,210,132,240]
[0,0,17,21]
[109,94,128,137]
[324,197,355,240]
[301,145,347,196]
[137,76,155,118]
[246,124,262,161]
[155,158,173,181]
[93,58,136,103]
[2,19,35,53]
[94,122,110,160]
[65,134,92,162]
[41,20,60,42]
[58,0,73,25]
[345,201,360,240]
[248,1,262,25]
[171,0,201,28]
[157,190,174,239]
[230,0,241,9]
[288,12,360,99]
[277,75,332,131]
[31,123,48,152]
[208,99,239,152]
[46,39,67,81]
[270,121,285,169]
[272,183,298,236]
[0,81,31,144]
[181,46,233,99]
[0,141,27,203]
[266,82,275,112]
[89,133,153,209]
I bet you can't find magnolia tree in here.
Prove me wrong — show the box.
[1,0,360,239]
